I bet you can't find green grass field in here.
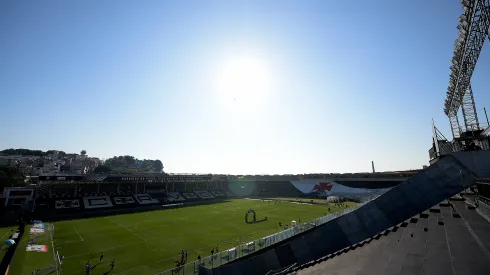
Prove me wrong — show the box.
[0,226,16,260]
[9,199,354,275]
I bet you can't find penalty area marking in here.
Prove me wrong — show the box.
[107,217,147,241]
[73,226,84,241]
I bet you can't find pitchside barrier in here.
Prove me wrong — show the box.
[155,190,389,275]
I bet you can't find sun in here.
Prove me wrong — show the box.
[213,54,273,110]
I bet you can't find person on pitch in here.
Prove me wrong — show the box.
[110,258,116,271]
[100,252,104,263]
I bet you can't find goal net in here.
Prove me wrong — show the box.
[30,222,61,275]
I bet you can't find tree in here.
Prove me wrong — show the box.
[81,150,87,156]
[154,159,164,172]
[94,165,111,174]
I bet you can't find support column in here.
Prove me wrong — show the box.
[449,112,462,139]
[461,84,480,132]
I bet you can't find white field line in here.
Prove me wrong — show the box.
[66,200,285,273]
[112,225,280,275]
[111,207,275,274]
[73,227,84,241]
[107,217,147,241]
[0,228,13,241]
[111,253,182,275]
[53,239,85,247]
[64,242,141,259]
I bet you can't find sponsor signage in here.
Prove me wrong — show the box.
[134,194,159,204]
[195,191,214,199]
[114,196,136,205]
[30,228,45,235]
[83,196,114,209]
[26,244,48,252]
[55,200,80,209]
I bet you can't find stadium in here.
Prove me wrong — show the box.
[1,172,406,274]
[3,1,490,275]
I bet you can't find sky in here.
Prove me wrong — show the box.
[1,0,489,174]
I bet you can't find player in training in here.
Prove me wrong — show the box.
[110,258,116,271]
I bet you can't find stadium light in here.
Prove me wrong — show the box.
[461,0,472,8]
[457,23,469,31]
[459,14,468,23]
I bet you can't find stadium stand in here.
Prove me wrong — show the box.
[228,181,257,196]
[195,190,215,199]
[134,193,159,204]
[166,192,186,202]
[23,171,408,226]
[83,196,113,209]
[253,181,304,197]
[201,151,490,275]
[113,196,136,205]
[182,192,199,199]
[210,190,225,197]
[55,199,80,210]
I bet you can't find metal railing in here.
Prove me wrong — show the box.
[155,191,388,275]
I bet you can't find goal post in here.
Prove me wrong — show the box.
[31,223,60,275]
[49,223,61,275]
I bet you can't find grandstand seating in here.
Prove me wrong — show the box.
[210,190,225,197]
[83,196,113,209]
[253,181,304,197]
[113,196,136,205]
[195,190,215,199]
[134,193,159,204]
[166,192,186,202]
[228,181,256,196]
[226,180,305,198]
[55,199,81,210]
[182,192,199,199]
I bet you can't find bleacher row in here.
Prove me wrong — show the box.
[166,190,225,202]
[52,193,160,210]
[37,190,227,212]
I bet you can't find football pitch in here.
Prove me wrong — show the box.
[10,199,355,275]
[0,226,16,260]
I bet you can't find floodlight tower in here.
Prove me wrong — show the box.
[444,0,490,140]
[430,0,490,163]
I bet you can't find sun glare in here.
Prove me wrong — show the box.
[214,54,273,110]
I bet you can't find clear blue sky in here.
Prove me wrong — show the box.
[1,0,489,174]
